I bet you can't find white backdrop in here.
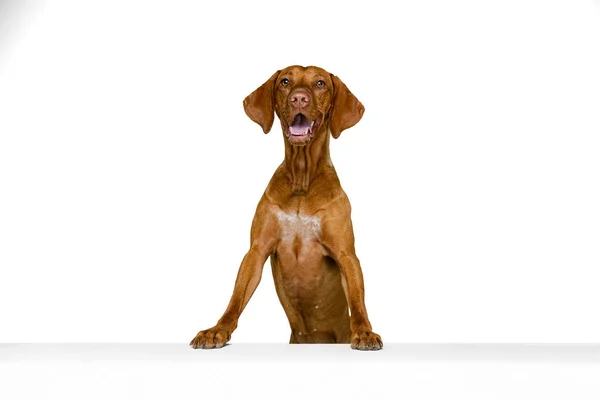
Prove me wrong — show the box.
[1,0,599,343]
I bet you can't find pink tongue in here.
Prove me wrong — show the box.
[290,126,309,135]
[289,115,311,136]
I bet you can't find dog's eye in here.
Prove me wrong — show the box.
[316,80,325,88]
[281,78,289,86]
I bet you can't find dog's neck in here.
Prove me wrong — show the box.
[282,125,332,193]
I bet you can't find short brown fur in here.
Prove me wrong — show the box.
[190,66,382,350]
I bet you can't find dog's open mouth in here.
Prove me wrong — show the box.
[288,113,314,137]
[286,113,317,145]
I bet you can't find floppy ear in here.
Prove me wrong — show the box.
[243,70,280,134]
[329,74,365,139]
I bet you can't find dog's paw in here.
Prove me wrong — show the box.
[351,330,383,351]
[190,327,231,349]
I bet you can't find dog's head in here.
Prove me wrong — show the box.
[243,65,364,146]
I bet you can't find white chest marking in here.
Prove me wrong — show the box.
[275,211,321,242]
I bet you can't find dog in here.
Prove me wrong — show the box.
[190,65,382,350]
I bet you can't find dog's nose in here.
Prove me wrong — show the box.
[290,90,310,108]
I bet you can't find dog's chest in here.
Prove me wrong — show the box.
[275,210,321,242]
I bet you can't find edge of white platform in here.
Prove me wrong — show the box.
[2,343,600,363]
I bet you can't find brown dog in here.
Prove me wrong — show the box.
[190,65,382,350]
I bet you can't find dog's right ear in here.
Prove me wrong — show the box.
[243,70,280,134]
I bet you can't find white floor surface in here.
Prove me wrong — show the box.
[1,343,599,399]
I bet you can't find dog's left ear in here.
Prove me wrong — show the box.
[243,70,280,134]
[329,74,365,139]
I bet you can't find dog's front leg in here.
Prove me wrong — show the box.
[189,247,268,349]
[190,204,277,349]
[321,203,383,351]
[336,252,383,350]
